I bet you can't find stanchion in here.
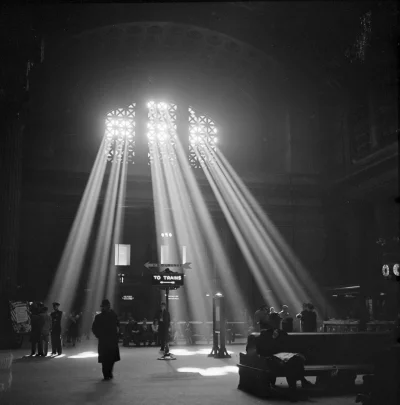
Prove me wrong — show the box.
[158,287,176,361]
[208,292,231,359]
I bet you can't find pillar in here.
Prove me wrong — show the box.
[285,109,292,174]
[0,104,24,300]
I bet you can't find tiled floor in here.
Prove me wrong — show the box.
[0,340,359,405]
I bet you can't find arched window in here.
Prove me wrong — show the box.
[104,103,136,163]
[147,101,177,164]
[188,106,218,169]
[104,102,218,167]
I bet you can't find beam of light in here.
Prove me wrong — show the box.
[105,138,129,309]
[160,144,212,322]
[172,136,246,321]
[196,148,281,309]
[82,151,123,332]
[46,138,107,315]
[212,148,329,314]
[177,366,238,376]
[149,103,224,322]
[201,142,331,316]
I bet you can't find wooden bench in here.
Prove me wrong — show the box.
[238,331,391,398]
[238,353,374,398]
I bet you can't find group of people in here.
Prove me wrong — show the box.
[254,302,317,333]
[29,302,62,356]
[122,318,160,347]
[122,302,171,351]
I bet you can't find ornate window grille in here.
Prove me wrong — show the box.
[104,103,136,163]
[188,106,218,168]
[147,101,177,165]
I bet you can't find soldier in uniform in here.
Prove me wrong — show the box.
[50,302,63,355]
[92,299,120,381]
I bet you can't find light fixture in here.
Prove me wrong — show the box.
[161,233,165,237]
[215,292,223,297]
[206,294,210,297]
[382,264,390,277]
[169,233,172,237]
[393,263,399,277]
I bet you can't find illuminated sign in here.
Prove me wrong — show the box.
[151,273,184,287]
[122,295,134,301]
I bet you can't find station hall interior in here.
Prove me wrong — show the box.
[0,2,399,405]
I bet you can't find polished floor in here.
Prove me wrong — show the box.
[1,339,360,405]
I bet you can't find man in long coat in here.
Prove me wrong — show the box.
[92,299,120,380]
[154,302,170,352]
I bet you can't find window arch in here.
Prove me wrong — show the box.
[147,101,177,165]
[104,103,136,163]
[103,102,218,167]
[188,106,218,169]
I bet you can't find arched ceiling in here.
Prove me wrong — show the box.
[38,21,285,123]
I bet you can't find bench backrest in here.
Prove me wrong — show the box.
[247,332,392,365]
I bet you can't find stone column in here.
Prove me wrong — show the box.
[0,105,24,299]
[368,86,379,149]
[284,108,292,174]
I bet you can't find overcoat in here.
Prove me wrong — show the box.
[92,309,121,364]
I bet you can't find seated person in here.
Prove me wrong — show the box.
[253,327,313,400]
[123,317,141,346]
[123,317,134,346]
[131,319,141,346]
[151,319,159,345]
[140,319,153,346]
[226,322,233,344]
[184,321,194,345]
[169,321,179,344]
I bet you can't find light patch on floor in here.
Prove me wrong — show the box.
[68,351,98,359]
[177,366,238,376]
[169,348,234,356]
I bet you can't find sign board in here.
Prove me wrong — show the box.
[144,262,191,270]
[122,295,134,301]
[151,272,184,287]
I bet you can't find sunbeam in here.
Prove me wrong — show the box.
[46,138,107,315]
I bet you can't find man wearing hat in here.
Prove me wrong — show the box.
[50,302,63,355]
[92,299,120,381]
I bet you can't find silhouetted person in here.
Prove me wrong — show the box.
[269,307,282,330]
[50,302,63,355]
[254,305,271,331]
[154,302,170,351]
[279,305,293,333]
[296,303,317,332]
[151,318,159,345]
[67,311,79,346]
[30,306,44,356]
[40,306,52,356]
[92,299,120,381]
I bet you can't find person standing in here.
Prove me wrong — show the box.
[296,303,317,332]
[50,302,63,355]
[40,306,52,356]
[254,305,271,331]
[92,299,120,381]
[30,305,44,356]
[279,304,293,332]
[154,302,170,352]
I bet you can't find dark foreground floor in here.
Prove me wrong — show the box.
[1,339,360,405]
